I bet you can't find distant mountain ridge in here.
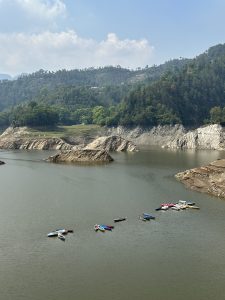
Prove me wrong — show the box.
[0,59,189,110]
[0,43,225,128]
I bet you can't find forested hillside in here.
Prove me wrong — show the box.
[108,44,225,126]
[0,60,188,110]
[1,43,225,127]
[0,59,188,127]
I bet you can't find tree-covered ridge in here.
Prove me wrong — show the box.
[0,60,189,111]
[108,43,225,126]
[1,43,225,127]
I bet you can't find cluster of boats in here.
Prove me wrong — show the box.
[47,228,74,241]
[155,200,200,211]
[47,201,199,240]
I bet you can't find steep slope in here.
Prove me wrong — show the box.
[111,43,225,126]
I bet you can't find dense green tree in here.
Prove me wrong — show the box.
[210,106,222,123]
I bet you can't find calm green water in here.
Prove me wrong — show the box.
[0,147,225,300]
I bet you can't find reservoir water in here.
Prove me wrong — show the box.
[0,147,225,300]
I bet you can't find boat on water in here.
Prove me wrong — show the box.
[155,207,162,211]
[47,228,73,238]
[98,225,105,232]
[56,229,68,234]
[161,203,175,208]
[161,205,169,210]
[57,232,65,241]
[171,205,180,211]
[187,205,200,209]
[47,231,58,237]
[187,202,195,206]
[100,225,113,231]
[114,217,127,223]
[94,224,99,231]
[143,213,155,220]
[140,216,148,221]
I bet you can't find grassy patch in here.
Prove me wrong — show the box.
[27,124,104,139]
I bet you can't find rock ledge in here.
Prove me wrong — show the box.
[47,149,114,164]
[175,159,225,198]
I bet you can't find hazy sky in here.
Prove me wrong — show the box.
[0,0,224,75]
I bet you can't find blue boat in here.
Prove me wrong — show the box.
[98,225,105,232]
[100,225,113,231]
[143,213,155,220]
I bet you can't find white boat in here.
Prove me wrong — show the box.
[178,200,187,206]
[161,205,169,210]
[47,231,58,237]
[56,228,68,234]
[171,205,180,211]
[187,205,200,209]
[94,224,99,231]
[57,232,65,241]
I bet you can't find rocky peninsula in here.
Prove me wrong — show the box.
[175,159,225,198]
[47,149,114,164]
[0,126,137,163]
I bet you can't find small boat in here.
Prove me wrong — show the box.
[171,205,180,211]
[139,216,147,221]
[47,231,58,237]
[161,205,169,210]
[56,228,68,234]
[161,203,175,208]
[105,225,114,229]
[187,202,195,206]
[143,213,155,220]
[179,205,187,210]
[98,225,105,232]
[155,207,162,211]
[100,225,113,231]
[187,205,200,209]
[178,200,187,206]
[94,224,99,231]
[114,217,127,223]
[57,232,65,241]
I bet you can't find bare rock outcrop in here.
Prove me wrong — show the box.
[0,127,72,150]
[47,149,113,164]
[163,124,225,150]
[175,159,225,198]
[85,135,138,152]
[108,124,225,150]
[107,125,187,146]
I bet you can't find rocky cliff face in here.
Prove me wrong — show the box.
[0,127,73,150]
[0,126,138,152]
[47,149,113,163]
[1,124,225,151]
[107,125,187,146]
[0,137,73,150]
[163,124,225,150]
[175,159,225,198]
[85,135,138,152]
[108,124,225,150]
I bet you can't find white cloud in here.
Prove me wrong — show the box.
[15,0,66,20]
[0,31,154,75]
